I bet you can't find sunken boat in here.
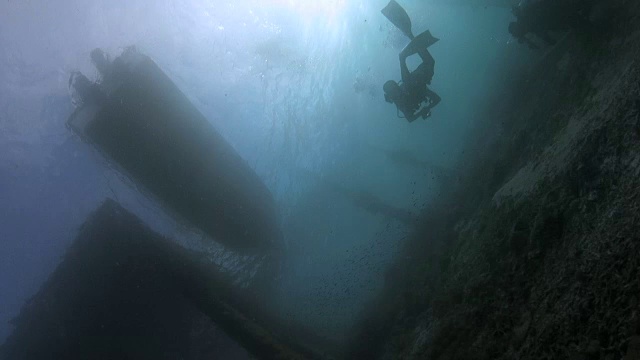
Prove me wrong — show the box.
[67,48,280,252]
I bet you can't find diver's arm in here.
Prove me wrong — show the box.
[405,114,421,123]
[405,111,420,122]
[425,88,441,109]
[394,102,419,122]
[418,107,432,120]
[416,88,441,120]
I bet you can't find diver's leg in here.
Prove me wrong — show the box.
[400,57,411,84]
[413,62,434,86]
[399,40,419,63]
[400,31,437,62]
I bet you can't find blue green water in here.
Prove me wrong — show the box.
[0,0,529,347]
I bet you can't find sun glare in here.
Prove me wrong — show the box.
[262,0,347,26]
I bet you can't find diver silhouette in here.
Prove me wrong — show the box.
[381,0,441,122]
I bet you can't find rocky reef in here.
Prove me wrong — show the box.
[350,0,640,359]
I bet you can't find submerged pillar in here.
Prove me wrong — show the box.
[0,200,323,360]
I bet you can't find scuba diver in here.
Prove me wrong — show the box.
[383,35,441,122]
[381,0,441,122]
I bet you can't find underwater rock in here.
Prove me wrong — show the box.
[626,336,640,360]
[351,0,640,358]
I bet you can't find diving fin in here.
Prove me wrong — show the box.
[411,30,440,50]
[381,0,414,39]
